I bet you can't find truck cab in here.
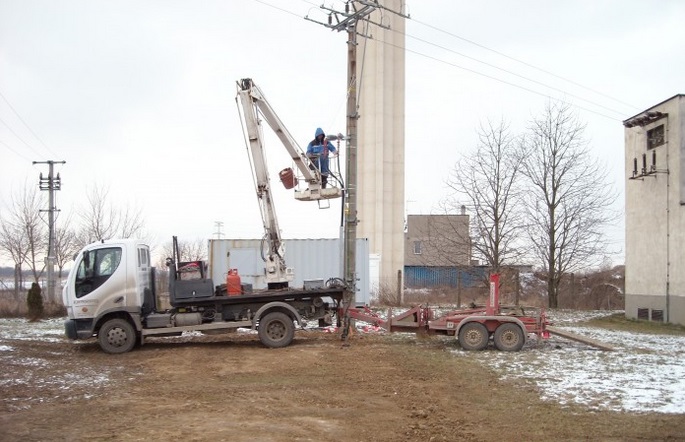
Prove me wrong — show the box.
[63,239,152,341]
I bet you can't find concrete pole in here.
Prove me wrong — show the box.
[47,161,56,303]
[344,23,359,306]
[34,160,65,303]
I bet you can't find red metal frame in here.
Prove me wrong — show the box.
[342,273,549,343]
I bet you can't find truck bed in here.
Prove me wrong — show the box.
[170,285,346,307]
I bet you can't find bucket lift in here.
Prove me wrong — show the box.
[236,78,344,203]
[236,78,344,288]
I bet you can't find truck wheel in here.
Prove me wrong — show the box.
[258,312,295,348]
[98,318,137,354]
[493,323,525,352]
[458,322,489,351]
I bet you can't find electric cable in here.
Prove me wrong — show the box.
[410,17,641,112]
[0,90,60,158]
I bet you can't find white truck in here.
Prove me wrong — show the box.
[62,238,345,354]
[62,78,347,353]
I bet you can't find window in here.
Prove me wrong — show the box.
[75,247,122,298]
[413,240,422,255]
[137,247,149,268]
[647,124,665,149]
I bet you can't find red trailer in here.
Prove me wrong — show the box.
[345,274,550,351]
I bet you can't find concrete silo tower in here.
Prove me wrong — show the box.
[357,1,406,294]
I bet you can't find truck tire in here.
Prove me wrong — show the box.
[98,318,137,354]
[493,323,525,352]
[258,312,295,348]
[458,322,489,351]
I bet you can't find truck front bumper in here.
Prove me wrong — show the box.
[64,318,95,340]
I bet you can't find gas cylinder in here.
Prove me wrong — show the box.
[226,269,242,296]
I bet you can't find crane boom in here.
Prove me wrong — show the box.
[237,78,343,202]
[236,78,344,288]
[236,79,293,288]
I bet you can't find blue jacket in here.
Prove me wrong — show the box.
[306,127,336,174]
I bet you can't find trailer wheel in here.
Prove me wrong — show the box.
[493,323,525,352]
[258,312,295,348]
[458,322,489,351]
[98,318,137,354]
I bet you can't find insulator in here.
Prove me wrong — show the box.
[642,153,647,172]
[633,157,638,176]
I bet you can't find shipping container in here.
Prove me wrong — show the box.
[208,238,371,305]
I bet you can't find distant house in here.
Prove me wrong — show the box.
[404,213,471,267]
[624,94,685,326]
[404,213,474,288]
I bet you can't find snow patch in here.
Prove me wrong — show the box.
[457,310,685,414]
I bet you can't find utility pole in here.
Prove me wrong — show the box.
[213,221,224,239]
[34,160,65,303]
[306,1,408,341]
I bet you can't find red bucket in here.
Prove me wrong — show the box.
[279,168,297,189]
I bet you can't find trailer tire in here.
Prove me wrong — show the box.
[493,323,525,352]
[98,318,137,354]
[458,322,489,351]
[258,312,295,348]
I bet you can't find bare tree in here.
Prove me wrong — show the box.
[159,238,208,264]
[75,184,146,249]
[520,101,617,308]
[0,210,29,298]
[54,215,79,278]
[444,119,526,273]
[0,184,47,289]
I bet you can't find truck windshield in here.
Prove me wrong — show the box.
[74,247,122,298]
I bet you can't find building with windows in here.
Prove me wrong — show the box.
[624,94,685,326]
[404,214,471,267]
[404,213,474,288]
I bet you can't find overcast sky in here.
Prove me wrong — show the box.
[1,0,683,265]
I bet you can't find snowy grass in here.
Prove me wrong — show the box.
[454,310,685,414]
[352,307,685,414]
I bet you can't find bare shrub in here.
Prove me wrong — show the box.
[0,292,65,318]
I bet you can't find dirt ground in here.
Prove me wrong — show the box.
[2,329,685,442]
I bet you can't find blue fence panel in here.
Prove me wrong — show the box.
[404,266,488,289]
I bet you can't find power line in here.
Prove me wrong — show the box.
[410,17,641,112]
[384,39,620,121]
[0,138,32,162]
[399,30,628,118]
[0,116,47,158]
[0,89,59,158]
[249,0,304,19]
[296,2,633,120]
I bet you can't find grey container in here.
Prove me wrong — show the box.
[208,238,370,305]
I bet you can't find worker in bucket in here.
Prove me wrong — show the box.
[306,127,336,188]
